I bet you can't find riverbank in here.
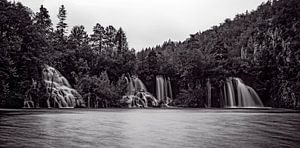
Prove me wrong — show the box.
[1,107,299,115]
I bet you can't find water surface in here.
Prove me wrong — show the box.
[0,109,299,148]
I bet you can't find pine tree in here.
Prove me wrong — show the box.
[56,5,67,39]
[52,4,68,67]
[104,25,117,49]
[0,1,46,107]
[69,25,88,48]
[115,27,128,53]
[34,5,52,35]
[34,5,54,64]
[90,23,106,53]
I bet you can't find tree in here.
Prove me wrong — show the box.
[68,25,89,48]
[34,5,52,36]
[56,5,67,39]
[90,23,106,53]
[115,27,128,53]
[0,1,46,107]
[33,5,55,65]
[104,25,117,50]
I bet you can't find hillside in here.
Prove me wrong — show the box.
[0,0,299,108]
[136,0,300,108]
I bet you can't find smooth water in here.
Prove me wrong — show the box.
[224,77,264,108]
[0,109,299,148]
[156,76,173,104]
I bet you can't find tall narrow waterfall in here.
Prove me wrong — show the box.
[43,65,85,108]
[156,75,173,104]
[224,77,263,108]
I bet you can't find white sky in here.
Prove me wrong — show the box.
[14,0,267,50]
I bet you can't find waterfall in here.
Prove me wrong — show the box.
[121,76,158,107]
[121,75,173,108]
[126,76,148,94]
[43,65,85,108]
[156,75,173,105]
[224,77,263,108]
[133,76,147,92]
[167,77,173,104]
[125,76,135,95]
[226,77,236,107]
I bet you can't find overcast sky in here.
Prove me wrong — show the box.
[15,0,267,50]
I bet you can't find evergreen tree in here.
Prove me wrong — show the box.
[34,5,52,35]
[69,25,89,48]
[0,0,46,107]
[34,5,54,64]
[104,25,117,50]
[56,5,67,39]
[90,23,106,53]
[52,5,68,69]
[115,27,128,53]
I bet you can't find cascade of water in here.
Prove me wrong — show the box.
[167,77,173,104]
[125,76,135,95]
[121,75,173,108]
[224,77,263,108]
[156,75,173,105]
[156,76,164,102]
[223,85,227,106]
[43,65,85,108]
[247,86,264,107]
[226,78,236,107]
[133,77,147,92]
[121,76,158,107]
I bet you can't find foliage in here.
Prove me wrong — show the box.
[136,0,300,108]
[0,0,299,108]
[0,1,134,108]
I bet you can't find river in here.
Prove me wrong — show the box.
[0,109,299,148]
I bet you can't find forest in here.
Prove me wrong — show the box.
[0,0,299,109]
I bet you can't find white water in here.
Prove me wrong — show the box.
[43,65,85,108]
[122,76,158,107]
[156,75,173,104]
[224,77,264,108]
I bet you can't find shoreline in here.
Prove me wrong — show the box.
[0,107,299,114]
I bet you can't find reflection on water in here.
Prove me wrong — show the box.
[0,109,299,148]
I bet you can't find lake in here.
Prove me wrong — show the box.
[0,109,299,148]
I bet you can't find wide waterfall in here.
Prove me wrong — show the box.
[156,75,173,105]
[223,77,263,108]
[43,65,85,108]
[126,76,148,94]
[121,76,158,108]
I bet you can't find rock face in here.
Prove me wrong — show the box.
[43,65,85,108]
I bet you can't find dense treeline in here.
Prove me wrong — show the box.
[0,1,134,108]
[0,0,299,108]
[137,0,300,108]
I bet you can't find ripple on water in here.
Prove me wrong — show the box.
[0,109,299,148]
